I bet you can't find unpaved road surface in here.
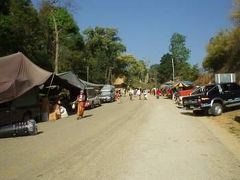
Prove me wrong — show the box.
[0,95,240,180]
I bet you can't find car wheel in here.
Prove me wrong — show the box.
[211,103,223,116]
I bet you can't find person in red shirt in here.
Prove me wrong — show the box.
[156,88,161,99]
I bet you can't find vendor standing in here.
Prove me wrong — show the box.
[76,89,87,119]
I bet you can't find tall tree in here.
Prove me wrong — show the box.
[203,30,230,72]
[231,0,240,26]
[158,53,174,83]
[149,64,160,86]
[39,2,84,73]
[169,33,191,80]
[83,27,126,83]
[203,0,240,74]
[0,0,48,68]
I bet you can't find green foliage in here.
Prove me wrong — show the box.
[148,64,160,86]
[203,30,230,72]
[158,53,174,83]
[232,0,240,26]
[0,1,154,86]
[158,33,199,83]
[203,27,240,73]
[114,54,148,87]
[169,33,190,63]
[83,27,126,83]
[203,1,240,74]
[227,28,240,71]
[39,3,84,72]
[169,33,191,79]
[0,0,46,65]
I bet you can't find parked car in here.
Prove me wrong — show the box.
[85,87,101,109]
[182,85,214,109]
[99,85,115,103]
[182,82,240,116]
[0,88,41,126]
[175,89,194,106]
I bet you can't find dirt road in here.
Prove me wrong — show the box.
[0,95,240,180]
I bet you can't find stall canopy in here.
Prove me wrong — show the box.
[113,76,127,88]
[173,81,193,88]
[0,52,52,103]
[57,71,85,90]
[79,79,104,88]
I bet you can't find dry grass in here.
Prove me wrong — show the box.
[209,108,240,140]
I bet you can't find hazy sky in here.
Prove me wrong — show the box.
[72,0,233,66]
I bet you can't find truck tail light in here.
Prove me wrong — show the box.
[201,97,210,101]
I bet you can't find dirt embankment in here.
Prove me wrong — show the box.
[209,108,240,140]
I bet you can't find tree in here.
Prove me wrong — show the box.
[149,64,160,86]
[203,30,230,72]
[83,27,126,83]
[0,0,49,68]
[158,53,174,83]
[203,0,240,74]
[231,0,240,26]
[169,33,191,80]
[114,54,148,87]
[39,2,84,73]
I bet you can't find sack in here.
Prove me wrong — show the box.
[72,103,76,109]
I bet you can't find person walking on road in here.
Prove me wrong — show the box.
[143,89,148,100]
[76,89,87,119]
[136,89,141,100]
[156,88,161,99]
[129,89,134,100]
[115,90,121,103]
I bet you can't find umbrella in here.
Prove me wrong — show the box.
[174,81,192,88]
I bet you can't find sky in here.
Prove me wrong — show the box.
[71,0,233,66]
[34,0,234,66]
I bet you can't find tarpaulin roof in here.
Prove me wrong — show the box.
[79,79,104,88]
[0,52,52,103]
[57,71,85,90]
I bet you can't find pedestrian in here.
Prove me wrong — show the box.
[136,89,141,100]
[156,88,161,99]
[115,90,121,103]
[76,89,87,119]
[49,97,61,121]
[143,89,148,100]
[129,89,134,100]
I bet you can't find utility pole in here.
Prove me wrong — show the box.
[107,67,113,84]
[86,66,89,82]
[52,13,59,74]
[172,58,175,81]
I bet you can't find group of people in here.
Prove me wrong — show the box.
[47,87,162,121]
[128,88,149,100]
[152,88,162,99]
[50,86,165,121]
[46,89,87,121]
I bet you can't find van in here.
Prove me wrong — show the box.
[99,85,115,103]
[85,87,101,109]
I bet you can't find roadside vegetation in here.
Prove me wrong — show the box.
[0,0,240,87]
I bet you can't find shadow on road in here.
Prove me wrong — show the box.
[180,111,206,117]
[83,114,93,118]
